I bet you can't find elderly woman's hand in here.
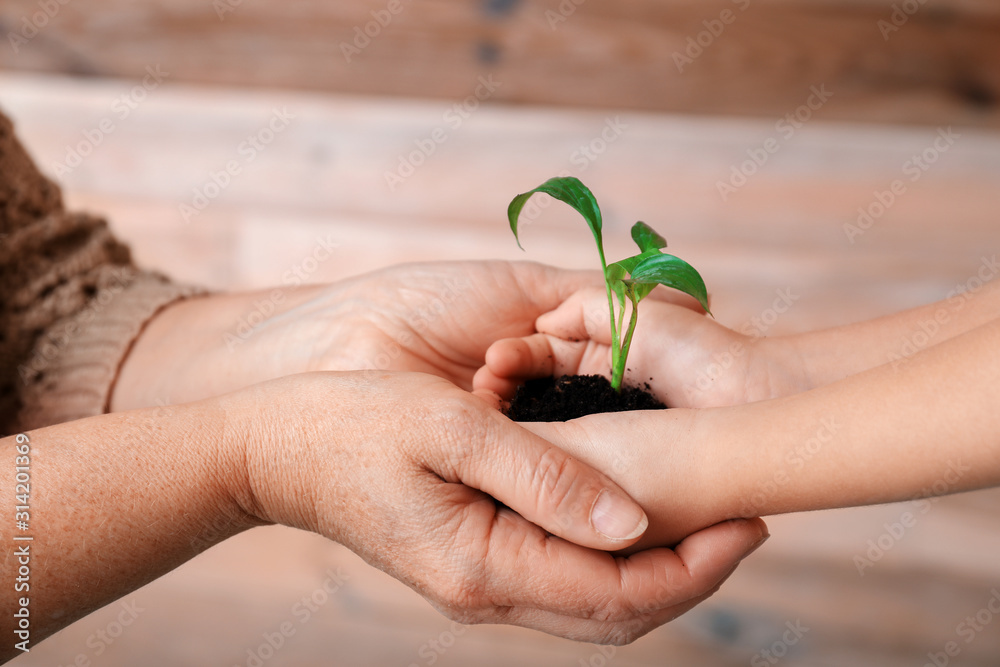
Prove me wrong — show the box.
[111,261,604,410]
[3,370,766,659]
[229,371,769,643]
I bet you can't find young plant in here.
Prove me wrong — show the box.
[508,176,710,392]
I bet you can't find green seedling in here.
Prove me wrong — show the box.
[508,176,711,392]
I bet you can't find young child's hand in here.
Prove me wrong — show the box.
[519,405,767,552]
[474,287,807,408]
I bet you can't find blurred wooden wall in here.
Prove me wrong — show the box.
[1,0,999,128]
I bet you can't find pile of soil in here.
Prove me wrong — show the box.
[504,374,666,422]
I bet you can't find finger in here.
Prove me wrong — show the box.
[475,334,608,399]
[554,543,753,641]
[673,517,770,581]
[487,573,733,646]
[534,283,710,347]
[472,364,514,399]
[482,540,748,645]
[472,364,511,399]
[471,594,696,645]
[470,513,764,624]
[535,287,613,343]
[471,360,523,400]
[455,413,650,551]
[485,336,555,379]
[506,262,606,315]
[484,334,596,380]
[505,262,707,316]
[469,385,503,410]
[475,510,691,621]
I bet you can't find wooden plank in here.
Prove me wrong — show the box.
[1,0,999,127]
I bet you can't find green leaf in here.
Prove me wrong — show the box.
[627,253,711,314]
[632,282,657,302]
[631,221,667,253]
[507,177,604,262]
[609,248,661,277]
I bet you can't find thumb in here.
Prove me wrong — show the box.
[535,287,614,345]
[463,414,649,551]
[508,262,604,315]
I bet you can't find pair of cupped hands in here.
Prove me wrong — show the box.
[113,261,773,645]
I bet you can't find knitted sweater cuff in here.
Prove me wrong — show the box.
[17,271,207,431]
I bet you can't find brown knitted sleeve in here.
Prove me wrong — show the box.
[0,111,205,435]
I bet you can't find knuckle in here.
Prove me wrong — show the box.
[437,604,490,627]
[590,596,638,624]
[587,563,673,624]
[429,396,485,461]
[532,446,573,489]
[423,550,490,615]
[406,389,490,478]
[592,614,658,646]
[603,625,644,646]
[431,577,489,624]
[530,447,591,525]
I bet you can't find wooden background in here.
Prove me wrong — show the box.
[2,1,1000,665]
[1,0,999,127]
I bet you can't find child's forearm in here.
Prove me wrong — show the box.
[780,276,1000,390]
[723,317,1000,519]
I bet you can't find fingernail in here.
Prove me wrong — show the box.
[591,490,648,541]
[741,530,770,560]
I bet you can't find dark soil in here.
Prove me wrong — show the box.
[504,374,666,422]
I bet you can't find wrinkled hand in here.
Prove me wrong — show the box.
[113,261,604,410]
[475,287,807,408]
[228,372,768,644]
